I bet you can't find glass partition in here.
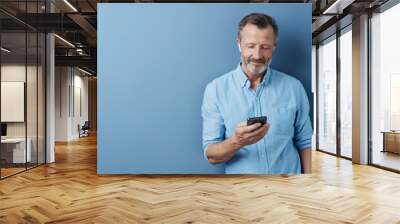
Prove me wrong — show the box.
[27,31,38,169]
[38,32,45,165]
[1,31,28,177]
[0,1,46,179]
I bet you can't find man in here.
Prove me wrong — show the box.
[201,13,312,174]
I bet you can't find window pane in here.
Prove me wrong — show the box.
[318,37,337,154]
[340,29,352,158]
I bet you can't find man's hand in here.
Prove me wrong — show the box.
[231,122,270,148]
[205,121,270,164]
[300,148,312,174]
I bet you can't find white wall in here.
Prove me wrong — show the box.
[1,66,26,137]
[55,66,69,141]
[55,67,89,141]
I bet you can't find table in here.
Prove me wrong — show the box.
[1,138,32,163]
[381,131,400,154]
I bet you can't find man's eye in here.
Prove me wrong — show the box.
[247,46,254,49]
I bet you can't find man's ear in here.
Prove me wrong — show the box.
[237,38,241,52]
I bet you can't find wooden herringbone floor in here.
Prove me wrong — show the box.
[1,134,400,224]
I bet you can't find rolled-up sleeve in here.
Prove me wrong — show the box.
[293,81,313,151]
[201,81,226,160]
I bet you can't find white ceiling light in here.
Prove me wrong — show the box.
[76,48,85,55]
[1,47,11,53]
[63,0,78,12]
[78,67,93,76]
[323,0,355,15]
[54,34,75,48]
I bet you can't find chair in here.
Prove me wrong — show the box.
[79,121,90,138]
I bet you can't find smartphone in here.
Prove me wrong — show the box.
[247,116,267,126]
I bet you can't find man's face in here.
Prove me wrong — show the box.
[238,24,276,76]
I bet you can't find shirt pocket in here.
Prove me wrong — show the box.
[269,107,296,136]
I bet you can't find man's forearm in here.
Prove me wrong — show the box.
[300,148,312,173]
[206,137,242,164]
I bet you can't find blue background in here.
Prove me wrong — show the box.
[98,3,312,174]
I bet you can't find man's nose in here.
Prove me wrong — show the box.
[253,48,261,59]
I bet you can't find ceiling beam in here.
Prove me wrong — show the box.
[55,55,96,70]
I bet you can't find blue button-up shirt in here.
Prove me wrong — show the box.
[201,63,312,174]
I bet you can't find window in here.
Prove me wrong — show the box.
[339,27,352,158]
[317,36,337,154]
[370,2,400,171]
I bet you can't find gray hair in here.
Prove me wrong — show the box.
[238,13,279,45]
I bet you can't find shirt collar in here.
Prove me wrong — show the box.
[234,63,273,89]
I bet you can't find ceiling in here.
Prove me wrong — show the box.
[0,0,391,75]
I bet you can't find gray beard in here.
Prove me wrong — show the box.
[246,62,268,76]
